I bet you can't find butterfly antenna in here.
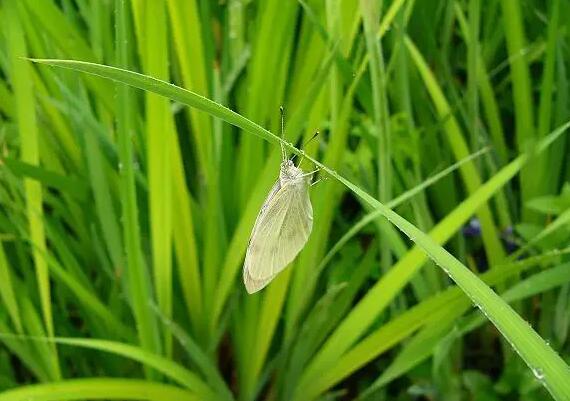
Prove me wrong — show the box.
[280,106,287,161]
[292,130,319,166]
[303,130,320,148]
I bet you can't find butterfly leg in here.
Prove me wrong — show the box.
[300,167,322,178]
[311,176,328,186]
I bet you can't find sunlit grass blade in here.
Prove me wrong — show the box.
[0,335,218,400]
[0,378,201,401]
[369,260,570,395]
[6,2,59,380]
[137,0,174,357]
[306,248,570,398]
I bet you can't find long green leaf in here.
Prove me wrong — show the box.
[0,335,217,400]
[114,0,161,377]
[0,378,200,401]
[6,2,60,379]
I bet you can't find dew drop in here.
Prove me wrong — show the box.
[533,367,545,380]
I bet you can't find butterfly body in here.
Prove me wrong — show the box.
[243,159,313,294]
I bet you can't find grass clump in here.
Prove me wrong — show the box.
[1,1,570,400]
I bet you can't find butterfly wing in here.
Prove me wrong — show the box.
[243,179,313,293]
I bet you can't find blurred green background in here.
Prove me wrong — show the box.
[1,0,570,400]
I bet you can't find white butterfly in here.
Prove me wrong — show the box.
[243,109,317,294]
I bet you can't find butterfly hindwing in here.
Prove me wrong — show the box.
[243,178,313,293]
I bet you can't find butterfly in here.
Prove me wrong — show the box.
[243,108,318,293]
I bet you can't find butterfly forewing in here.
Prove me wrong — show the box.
[243,175,313,293]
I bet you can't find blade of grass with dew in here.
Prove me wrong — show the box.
[0,378,201,401]
[5,2,60,380]
[371,261,570,394]
[304,249,570,399]
[114,0,161,377]
[29,59,570,400]
[294,123,570,400]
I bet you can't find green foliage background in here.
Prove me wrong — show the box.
[0,0,570,400]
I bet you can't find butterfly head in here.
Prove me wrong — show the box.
[280,159,303,181]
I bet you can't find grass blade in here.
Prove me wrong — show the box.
[0,378,200,401]
[114,0,161,376]
[6,2,60,379]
